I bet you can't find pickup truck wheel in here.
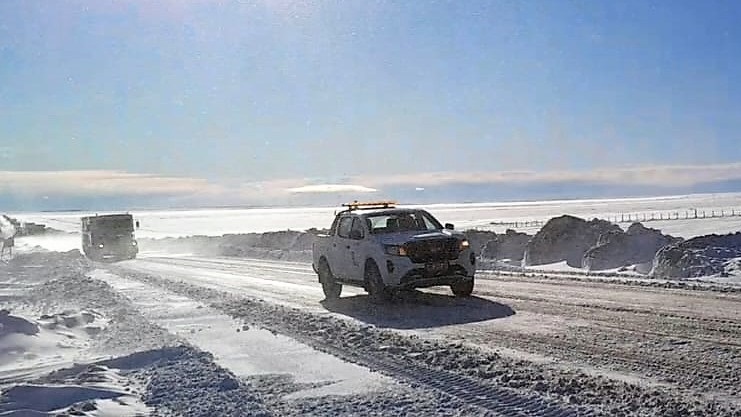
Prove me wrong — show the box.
[319,261,342,300]
[451,278,474,297]
[366,262,391,303]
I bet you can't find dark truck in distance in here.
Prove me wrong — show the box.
[81,214,138,262]
[312,202,476,301]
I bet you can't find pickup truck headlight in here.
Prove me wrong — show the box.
[459,239,470,251]
[384,245,408,256]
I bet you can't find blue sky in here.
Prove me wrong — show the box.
[1,1,741,209]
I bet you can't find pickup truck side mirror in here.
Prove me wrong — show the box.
[349,230,363,240]
[444,223,455,230]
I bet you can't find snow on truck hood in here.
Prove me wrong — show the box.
[378,229,464,245]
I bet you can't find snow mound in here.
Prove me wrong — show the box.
[523,215,620,267]
[462,230,498,254]
[582,223,681,271]
[480,229,531,261]
[37,310,106,336]
[2,250,88,273]
[138,230,320,261]
[651,232,741,279]
[0,310,39,337]
[0,309,109,384]
[1,384,124,413]
[0,363,149,417]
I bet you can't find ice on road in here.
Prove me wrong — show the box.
[90,269,391,399]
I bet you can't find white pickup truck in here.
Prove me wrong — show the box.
[312,202,476,302]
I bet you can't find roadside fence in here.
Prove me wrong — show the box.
[487,207,741,229]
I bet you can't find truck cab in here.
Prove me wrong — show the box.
[312,202,475,301]
[81,214,138,262]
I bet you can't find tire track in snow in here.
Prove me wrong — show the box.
[116,255,741,411]
[109,264,597,417]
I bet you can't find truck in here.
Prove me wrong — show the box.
[312,201,476,302]
[81,213,138,262]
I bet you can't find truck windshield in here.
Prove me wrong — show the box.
[365,211,442,234]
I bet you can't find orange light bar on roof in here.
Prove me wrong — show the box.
[341,201,398,211]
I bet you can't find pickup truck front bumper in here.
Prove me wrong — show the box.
[382,248,476,288]
[394,264,473,290]
[396,274,473,290]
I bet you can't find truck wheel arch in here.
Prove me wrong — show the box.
[363,258,379,285]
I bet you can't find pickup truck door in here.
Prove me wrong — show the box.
[329,215,354,280]
[343,217,367,281]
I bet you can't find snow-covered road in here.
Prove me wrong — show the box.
[4,251,741,415]
[109,255,741,413]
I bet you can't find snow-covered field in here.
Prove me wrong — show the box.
[3,193,741,416]
[12,192,741,247]
[12,192,741,287]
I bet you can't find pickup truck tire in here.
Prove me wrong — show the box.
[318,260,342,300]
[365,261,392,303]
[451,278,474,297]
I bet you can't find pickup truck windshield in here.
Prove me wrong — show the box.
[365,211,442,234]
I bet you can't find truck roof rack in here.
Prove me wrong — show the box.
[341,201,397,211]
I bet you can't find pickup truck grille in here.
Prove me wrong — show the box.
[406,238,459,263]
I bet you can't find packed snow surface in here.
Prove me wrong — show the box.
[90,269,391,398]
[3,242,741,415]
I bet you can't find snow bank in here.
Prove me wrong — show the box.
[1,251,272,417]
[1,343,269,417]
[523,215,621,267]
[139,228,529,264]
[138,230,322,261]
[583,223,681,271]
[0,309,110,386]
[1,383,127,414]
[0,310,39,337]
[480,229,531,261]
[651,232,741,279]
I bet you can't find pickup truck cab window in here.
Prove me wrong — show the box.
[366,210,443,234]
[350,217,365,240]
[337,216,354,239]
[329,216,340,235]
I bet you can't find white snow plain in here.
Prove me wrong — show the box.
[12,192,741,245]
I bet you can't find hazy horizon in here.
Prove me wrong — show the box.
[7,189,741,215]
